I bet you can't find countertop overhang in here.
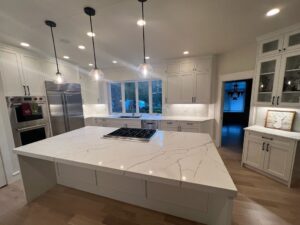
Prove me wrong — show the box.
[14,126,237,197]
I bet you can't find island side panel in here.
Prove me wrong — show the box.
[18,155,57,202]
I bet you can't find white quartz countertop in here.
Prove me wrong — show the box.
[245,125,300,141]
[14,127,236,196]
[84,114,213,122]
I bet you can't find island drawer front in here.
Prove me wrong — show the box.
[247,131,294,148]
[57,163,96,185]
[147,182,209,212]
[96,171,146,197]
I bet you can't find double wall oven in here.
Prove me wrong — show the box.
[7,96,51,147]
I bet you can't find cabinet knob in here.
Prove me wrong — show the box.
[283,48,286,51]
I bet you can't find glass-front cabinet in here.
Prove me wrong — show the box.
[255,56,281,106]
[258,37,283,57]
[277,52,300,107]
[284,30,300,52]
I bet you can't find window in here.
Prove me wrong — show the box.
[109,80,162,114]
[223,81,246,113]
[110,83,122,113]
[125,82,136,113]
[152,80,162,113]
[138,81,149,113]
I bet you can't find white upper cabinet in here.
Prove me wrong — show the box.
[165,56,214,104]
[0,49,25,96]
[80,74,106,104]
[255,25,300,107]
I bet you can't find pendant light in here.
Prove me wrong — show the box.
[45,20,63,84]
[137,0,152,78]
[84,7,104,81]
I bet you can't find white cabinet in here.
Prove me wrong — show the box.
[80,75,106,104]
[0,49,25,96]
[255,26,300,107]
[159,120,212,134]
[165,57,214,104]
[242,130,299,186]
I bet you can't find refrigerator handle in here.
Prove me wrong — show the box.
[61,94,70,131]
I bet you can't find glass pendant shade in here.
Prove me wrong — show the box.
[90,68,104,81]
[56,72,63,84]
[138,63,152,78]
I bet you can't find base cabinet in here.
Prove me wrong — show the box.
[242,130,299,186]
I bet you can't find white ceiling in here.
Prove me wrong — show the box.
[1,0,300,69]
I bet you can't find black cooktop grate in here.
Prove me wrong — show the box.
[103,128,156,141]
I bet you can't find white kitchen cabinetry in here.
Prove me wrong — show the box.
[165,57,213,104]
[160,120,212,135]
[80,75,106,104]
[255,26,300,107]
[242,129,299,187]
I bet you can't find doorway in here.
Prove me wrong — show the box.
[221,79,253,152]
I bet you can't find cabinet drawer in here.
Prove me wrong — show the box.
[97,171,145,197]
[247,131,294,148]
[85,117,96,126]
[95,118,106,126]
[180,121,200,129]
[161,120,180,128]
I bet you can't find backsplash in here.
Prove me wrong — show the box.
[163,104,209,117]
[255,107,300,132]
[83,104,108,117]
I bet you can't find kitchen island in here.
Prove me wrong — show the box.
[14,126,237,225]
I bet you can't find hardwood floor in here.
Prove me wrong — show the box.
[0,147,299,225]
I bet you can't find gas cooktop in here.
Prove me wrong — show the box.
[103,128,156,142]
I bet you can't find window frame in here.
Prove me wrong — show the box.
[108,79,162,115]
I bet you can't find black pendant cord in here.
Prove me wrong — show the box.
[49,26,60,74]
[141,1,146,64]
[89,15,98,69]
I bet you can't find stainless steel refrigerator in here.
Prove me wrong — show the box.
[45,81,85,136]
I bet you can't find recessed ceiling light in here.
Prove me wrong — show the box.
[266,8,280,17]
[20,42,30,47]
[87,32,95,37]
[63,56,70,59]
[78,45,86,50]
[112,60,118,64]
[183,51,189,55]
[137,19,146,26]
[145,56,150,60]
[89,63,93,67]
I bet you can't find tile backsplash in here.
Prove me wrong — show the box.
[163,104,209,117]
[83,104,108,117]
[255,107,300,132]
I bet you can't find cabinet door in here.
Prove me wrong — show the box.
[258,36,283,57]
[80,75,100,104]
[255,56,281,106]
[195,73,211,103]
[181,74,195,103]
[0,49,25,96]
[283,29,300,52]
[263,143,293,181]
[277,51,300,107]
[166,76,181,103]
[243,137,265,169]
[21,55,46,96]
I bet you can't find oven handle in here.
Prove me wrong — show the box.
[16,124,47,132]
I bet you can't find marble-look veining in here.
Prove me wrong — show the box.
[245,125,300,140]
[14,126,236,196]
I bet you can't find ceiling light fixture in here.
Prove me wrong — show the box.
[137,19,146,26]
[89,63,93,67]
[137,0,152,78]
[84,7,104,81]
[45,20,63,84]
[145,56,150,59]
[78,45,86,50]
[183,51,189,55]
[87,32,96,37]
[112,60,118,64]
[63,55,70,59]
[266,8,280,17]
[20,42,30,47]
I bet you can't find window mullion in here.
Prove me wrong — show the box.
[121,82,125,113]
[135,81,139,113]
[149,80,153,114]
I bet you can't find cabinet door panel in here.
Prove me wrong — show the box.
[254,56,281,106]
[181,74,195,103]
[166,76,181,103]
[263,144,293,181]
[21,55,45,95]
[284,29,300,52]
[195,73,211,103]
[258,36,283,57]
[243,138,264,169]
[277,51,300,107]
[0,49,24,96]
[180,62,194,74]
